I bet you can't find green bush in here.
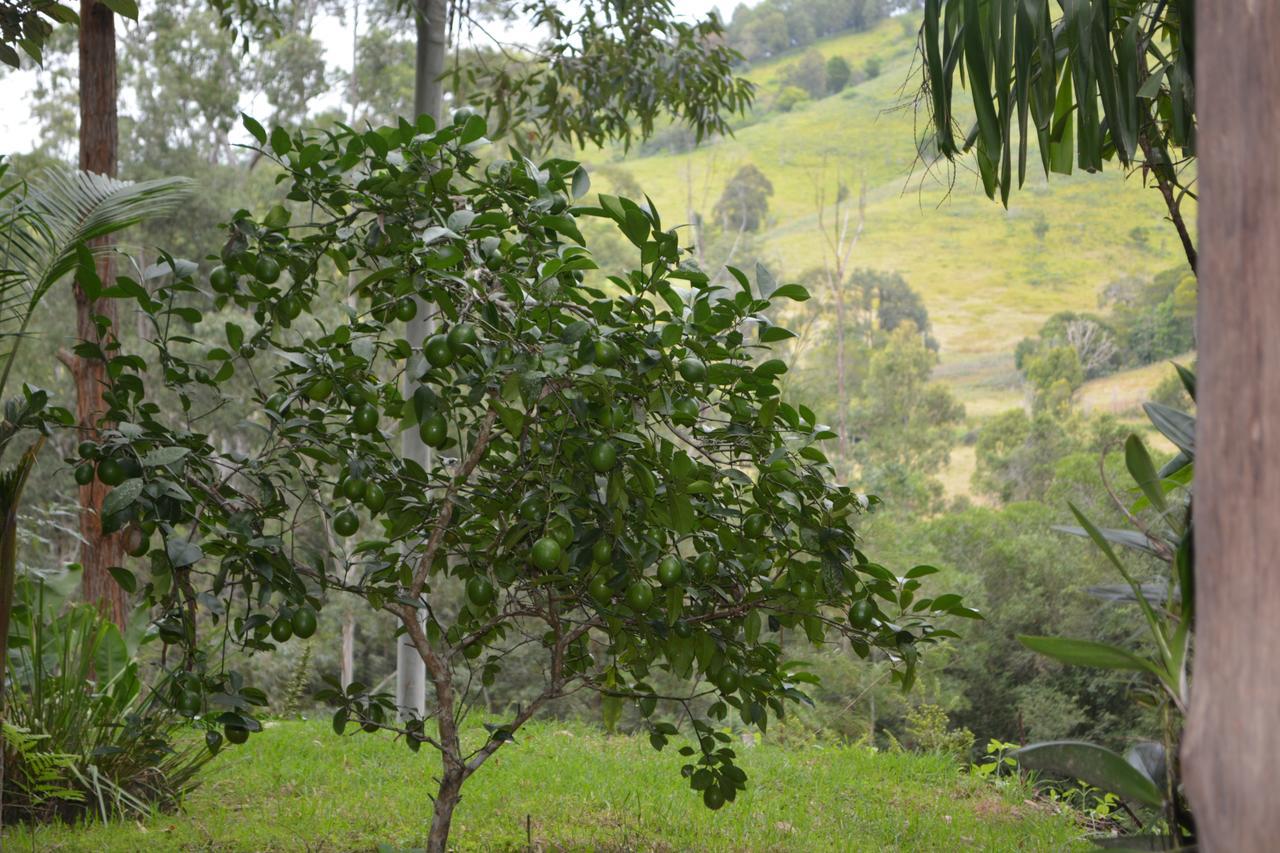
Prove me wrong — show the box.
[3,581,210,825]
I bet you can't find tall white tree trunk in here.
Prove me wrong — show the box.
[396,0,448,722]
[1183,2,1280,848]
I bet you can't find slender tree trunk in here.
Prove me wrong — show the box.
[396,0,449,721]
[1182,3,1280,849]
[427,768,464,853]
[76,0,126,626]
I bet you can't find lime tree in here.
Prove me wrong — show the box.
[104,114,974,849]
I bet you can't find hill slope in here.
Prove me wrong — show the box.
[586,16,1191,421]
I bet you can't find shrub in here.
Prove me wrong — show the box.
[3,581,210,825]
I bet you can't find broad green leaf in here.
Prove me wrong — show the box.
[1018,635,1154,673]
[1014,741,1163,807]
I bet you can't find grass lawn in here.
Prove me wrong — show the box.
[9,719,1087,851]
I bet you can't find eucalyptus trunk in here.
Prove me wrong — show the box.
[75,0,126,626]
[1183,1,1280,847]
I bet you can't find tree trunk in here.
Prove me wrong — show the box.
[341,608,355,690]
[76,0,126,626]
[396,0,449,721]
[1182,3,1280,849]
[426,767,464,853]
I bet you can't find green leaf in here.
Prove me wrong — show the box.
[108,566,137,594]
[769,284,809,302]
[263,204,291,230]
[1143,402,1195,456]
[141,446,190,468]
[241,113,267,145]
[269,127,292,156]
[101,478,143,518]
[98,0,139,18]
[1018,635,1154,673]
[165,537,204,569]
[1124,435,1167,515]
[1014,741,1164,807]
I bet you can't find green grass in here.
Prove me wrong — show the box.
[10,719,1087,851]
[585,15,1193,462]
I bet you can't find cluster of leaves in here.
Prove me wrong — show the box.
[919,0,1195,204]
[1015,366,1196,845]
[74,110,971,810]
[451,0,755,152]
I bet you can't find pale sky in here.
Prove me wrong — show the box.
[0,0,750,155]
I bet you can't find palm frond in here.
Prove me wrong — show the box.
[0,168,192,399]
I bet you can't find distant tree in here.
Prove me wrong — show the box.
[862,55,882,79]
[972,409,1078,503]
[773,85,809,113]
[826,55,852,93]
[851,324,965,509]
[855,268,938,350]
[782,48,827,98]
[713,164,774,232]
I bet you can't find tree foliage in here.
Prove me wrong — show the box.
[713,164,774,233]
[69,112,970,843]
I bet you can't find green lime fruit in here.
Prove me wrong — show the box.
[703,787,726,810]
[531,537,562,571]
[424,334,455,368]
[333,509,359,538]
[210,266,236,294]
[743,513,767,538]
[124,524,149,557]
[306,377,333,402]
[271,616,293,643]
[589,440,618,473]
[254,255,281,284]
[591,537,612,564]
[77,441,98,460]
[549,517,574,548]
[678,356,708,382]
[74,462,95,486]
[657,556,684,587]
[589,575,613,604]
[352,403,379,434]
[176,690,202,716]
[693,552,716,578]
[341,476,367,501]
[224,725,250,745]
[714,667,740,693]
[292,607,318,639]
[672,397,699,425]
[594,339,621,367]
[394,298,417,322]
[119,456,142,479]
[625,581,655,612]
[792,580,813,600]
[447,323,478,353]
[363,482,387,513]
[419,414,447,448]
[466,576,496,607]
[848,599,875,630]
[276,295,302,321]
[518,494,546,523]
[97,458,127,486]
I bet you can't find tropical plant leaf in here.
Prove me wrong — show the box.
[1018,635,1155,673]
[1014,740,1164,807]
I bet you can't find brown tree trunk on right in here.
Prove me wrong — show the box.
[76,0,126,626]
[1182,1,1280,848]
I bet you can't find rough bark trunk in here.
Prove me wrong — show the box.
[1181,3,1280,849]
[340,608,355,690]
[426,768,464,853]
[76,0,126,626]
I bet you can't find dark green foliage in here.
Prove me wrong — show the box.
[855,268,938,351]
[3,580,211,824]
[88,113,966,825]
[713,164,774,232]
[826,55,852,94]
[780,49,828,99]
[918,0,1195,206]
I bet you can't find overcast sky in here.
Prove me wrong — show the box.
[1,0,750,155]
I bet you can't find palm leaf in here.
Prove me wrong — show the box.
[0,168,192,399]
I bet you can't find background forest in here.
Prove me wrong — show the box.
[1,0,1193,769]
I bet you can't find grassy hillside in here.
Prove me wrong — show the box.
[12,720,1087,851]
[585,16,1191,429]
